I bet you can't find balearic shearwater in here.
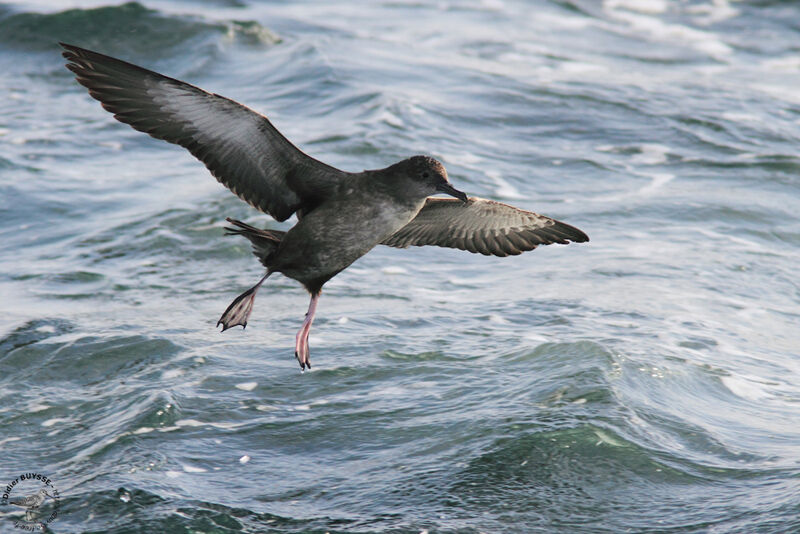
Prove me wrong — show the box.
[61,43,589,370]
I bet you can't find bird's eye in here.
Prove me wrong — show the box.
[422,172,430,178]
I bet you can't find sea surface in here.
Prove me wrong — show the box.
[1,1,799,532]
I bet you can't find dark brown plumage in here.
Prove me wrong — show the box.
[61,43,588,371]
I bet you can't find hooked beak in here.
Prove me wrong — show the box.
[436,182,469,203]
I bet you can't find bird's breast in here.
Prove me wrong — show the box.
[272,195,424,280]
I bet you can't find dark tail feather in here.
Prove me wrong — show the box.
[218,272,270,331]
[224,218,285,267]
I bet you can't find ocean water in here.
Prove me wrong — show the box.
[1,0,799,532]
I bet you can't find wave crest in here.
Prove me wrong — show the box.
[0,2,279,54]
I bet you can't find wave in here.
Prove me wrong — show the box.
[0,2,279,55]
[55,488,353,533]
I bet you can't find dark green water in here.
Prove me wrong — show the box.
[1,1,799,532]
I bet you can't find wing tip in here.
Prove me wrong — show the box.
[572,228,590,243]
[552,220,589,244]
[60,42,84,61]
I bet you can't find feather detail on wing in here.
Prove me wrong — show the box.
[61,43,345,222]
[382,197,588,257]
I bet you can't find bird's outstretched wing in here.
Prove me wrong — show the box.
[382,197,588,257]
[61,43,345,222]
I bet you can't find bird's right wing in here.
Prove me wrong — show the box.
[382,197,588,257]
[62,43,345,222]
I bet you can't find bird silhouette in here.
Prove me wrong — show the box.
[9,488,51,522]
[61,43,588,370]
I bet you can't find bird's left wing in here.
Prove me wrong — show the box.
[381,197,588,257]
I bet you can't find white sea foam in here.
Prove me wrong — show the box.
[637,172,674,195]
[182,464,208,473]
[630,144,669,165]
[99,141,123,151]
[377,110,404,128]
[687,0,738,25]
[604,0,668,14]
[605,8,732,58]
[235,381,258,391]
[593,428,625,446]
[174,419,245,430]
[762,55,800,72]
[721,112,762,124]
[41,417,70,427]
[175,419,205,427]
[750,83,800,106]
[480,0,505,11]
[486,170,524,199]
[721,375,773,403]
[558,61,608,76]
[367,385,409,397]
[488,314,507,324]
[533,11,593,30]
[162,368,185,379]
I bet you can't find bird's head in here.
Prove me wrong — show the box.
[397,155,468,202]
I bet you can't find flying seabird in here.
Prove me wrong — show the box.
[61,43,588,370]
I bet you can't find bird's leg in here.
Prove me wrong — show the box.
[294,292,320,371]
[217,272,270,331]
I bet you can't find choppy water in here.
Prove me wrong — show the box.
[1,0,799,532]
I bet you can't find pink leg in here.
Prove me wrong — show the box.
[294,293,319,371]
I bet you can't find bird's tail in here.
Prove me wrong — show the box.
[224,217,285,267]
[217,272,270,331]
